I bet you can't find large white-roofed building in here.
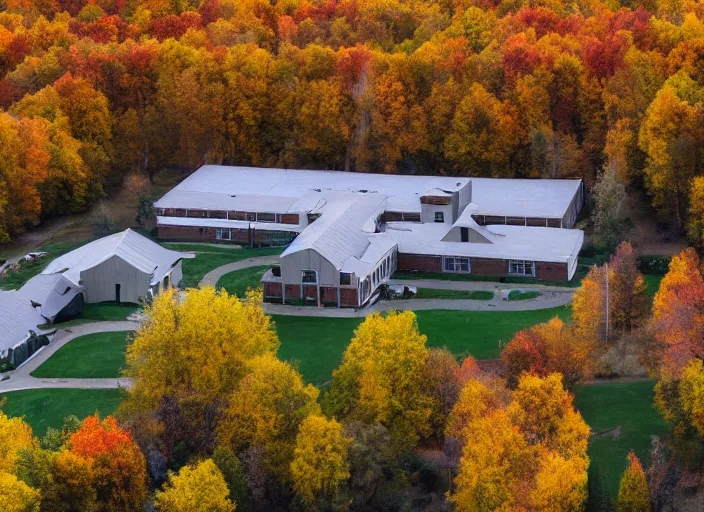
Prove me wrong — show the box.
[154,165,584,307]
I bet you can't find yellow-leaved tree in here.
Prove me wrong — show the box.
[0,410,35,473]
[449,373,590,512]
[323,311,434,453]
[688,176,704,249]
[120,287,280,456]
[217,354,320,483]
[154,459,235,512]
[290,414,351,506]
[616,451,650,512]
[0,471,41,512]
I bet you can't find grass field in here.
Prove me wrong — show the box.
[180,247,282,288]
[574,380,669,504]
[643,274,663,299]
[0,388,124,437]
[508,290,542,301]
[0,241,85,290]
[274,306,570,385]
[31,331,133,378]
[43,302,140,329]
[414,289,494,300]
[216,265,271,297]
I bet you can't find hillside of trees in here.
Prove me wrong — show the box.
[1,0,704,241]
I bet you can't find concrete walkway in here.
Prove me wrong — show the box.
[199,255,281,287]
[263,290,573,317]
[0,321,137,393]
[197,255,576,316]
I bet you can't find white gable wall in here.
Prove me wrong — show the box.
[80,255,152,304]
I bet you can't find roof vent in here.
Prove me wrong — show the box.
[358,189,368,193]
[313,188,321,192]
[230,194,236,197]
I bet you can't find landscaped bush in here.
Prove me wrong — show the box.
[638,256,671,275]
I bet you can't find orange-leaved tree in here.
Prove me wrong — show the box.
[67,414,148,511]
[651,248,704,376]
[616,451,651,512]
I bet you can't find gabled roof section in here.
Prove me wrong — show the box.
[282,192,386,269]
[42,229,193,286]
[0,290,50,353]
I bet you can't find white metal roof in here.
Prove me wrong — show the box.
[155,165,472,214]
[17,273,83,322]
[384,222,584,264]
[154,165,581,219]
[0,290,51,354]
[42,229,193,287]
[469,178,582,219]
[156,216,303,232]
[282,192,386,269]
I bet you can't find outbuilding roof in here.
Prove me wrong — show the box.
[0,290,51,355]
[42,229,193,287]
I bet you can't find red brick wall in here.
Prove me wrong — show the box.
[320,286,338,305]
[470,257,508,276]
[158,225,216,241]
[280,214,299,225]
[535,262,568,281]
[398,253,442,272]
[284,284,300,300]
[302,285,317,301]
[340,288,358,307]
[263,282,282,298]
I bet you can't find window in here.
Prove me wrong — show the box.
[229,211,246,221]
[340,272,351,286]
[444,257,470,273]
[509,260,535,276]
[246,212,256,221]
[461,227,469,242]
[302,270,317,284]
[434,211,444,223]
[257,212,276,223]
[215,228,231,240]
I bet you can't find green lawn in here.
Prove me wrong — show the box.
[0,388,124,437]
[274,306,570,386]
[507,290,542,301]
[414,289,494,300]
[0,241,85,291]
[643,274,663,299]
[393,270,582,288]
[44,302,140,329]
[180,247,282,288]
[574,380,669,504]
[31,331,133,378]
[216,266,270,297]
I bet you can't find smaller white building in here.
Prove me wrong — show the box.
[43,229,193,304]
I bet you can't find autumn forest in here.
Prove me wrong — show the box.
[1,0,704,240]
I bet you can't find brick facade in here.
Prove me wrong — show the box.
[398,253,570,281]
[398,253,442,272]
[263,282,282,298]
[158,224,296,246]
[340,287,358,307]
[535,261,568,281]
[470,257,508,276]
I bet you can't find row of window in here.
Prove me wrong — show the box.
[472,215,562,228]
[158,208,297,224]
[443,257,537,277]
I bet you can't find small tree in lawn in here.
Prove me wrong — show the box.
[91,203,116,238]
[592,166,629,249]
[616,451,650,512]
[135,194,156,226]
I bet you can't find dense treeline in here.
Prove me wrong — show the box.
[1,0,704,240]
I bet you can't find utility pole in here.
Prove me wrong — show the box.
[604,262,609,343]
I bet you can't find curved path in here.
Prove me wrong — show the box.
[200,255,282,287]
[0,321,137,393]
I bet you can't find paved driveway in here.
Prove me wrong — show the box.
[0,321,137,393]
